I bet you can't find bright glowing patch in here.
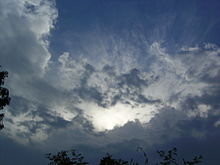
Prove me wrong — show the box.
[78,102,158,132]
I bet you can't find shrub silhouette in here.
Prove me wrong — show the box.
[0,66,10,130]
[46,147,202,165]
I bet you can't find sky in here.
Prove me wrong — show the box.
[0,0,220,164]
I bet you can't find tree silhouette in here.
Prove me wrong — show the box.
[0,66,10,130]
[46,150,88,165]
[46,148,203,165]
[99,153,128,165]
[155,147,202,165]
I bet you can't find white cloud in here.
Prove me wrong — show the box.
[0,0,58,144]
[1,0,220,150]
[45,41,220,146]
[40,41,220,136]
[77,102,157,132]
[4,101,49,144]
[187,104,211,118]
[0,0,57,76]
[214,120,220,127]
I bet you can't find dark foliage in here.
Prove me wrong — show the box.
[0,66,10,130]
[46,150,88,165]
[46,148,203,165]
[99,153,128,165]
[155,148,202,165]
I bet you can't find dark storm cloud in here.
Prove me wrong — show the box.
[0,136,46,165]
[95,107,220,164]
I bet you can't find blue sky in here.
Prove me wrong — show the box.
[0,0,220,164]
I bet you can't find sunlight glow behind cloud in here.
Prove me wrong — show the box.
[78,102,158,131]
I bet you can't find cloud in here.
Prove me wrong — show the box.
[1,2,220,160]
[0,0,57,76]
[37,40,220,144]
[0,0,58,144]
